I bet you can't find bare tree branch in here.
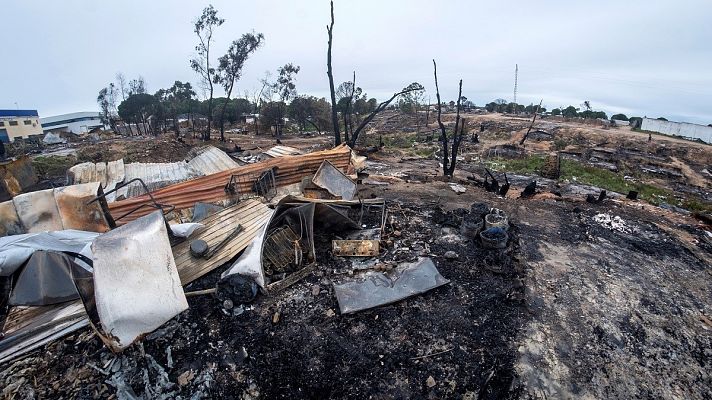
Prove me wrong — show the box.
[326,0,340,146]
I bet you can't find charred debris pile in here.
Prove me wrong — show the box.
[0,144,526,398]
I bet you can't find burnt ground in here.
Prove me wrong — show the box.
[374,177,712,399]
[0,200,527,400]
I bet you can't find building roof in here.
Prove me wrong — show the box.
[40,112,101,125]
[0,110,39,118]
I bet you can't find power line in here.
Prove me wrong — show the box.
[513,64,518,105]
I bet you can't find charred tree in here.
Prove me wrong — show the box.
[433,59,467,177]
[326,0,340,146]
[519,99,542,145]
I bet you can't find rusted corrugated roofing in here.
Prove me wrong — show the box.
[108,145,352,223]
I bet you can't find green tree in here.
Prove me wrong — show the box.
[118,93,158,135]
[190,5,225,140]
[288,96,332,133]
[215,32,264,141]
[156,81,196,135]
[551,108,561,116]
[611,113,628,121]
[562,106,579,118]
[97,83,118,131]
[265,63,300,137]
[260,101,286,134]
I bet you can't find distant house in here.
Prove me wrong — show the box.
[237,113,258,124]
[0,110,43,143]
[40,112,104,134]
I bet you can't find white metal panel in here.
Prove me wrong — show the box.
[91,210,188,351]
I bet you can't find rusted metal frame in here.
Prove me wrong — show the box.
[253,168,276,200]
[87,178,175,225]
[224,167,277,201]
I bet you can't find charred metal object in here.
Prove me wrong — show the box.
[190,239,209,258]
[480,227,509,249]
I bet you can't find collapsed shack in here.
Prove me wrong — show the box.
[0,146,351,362]
[0,141,531,398]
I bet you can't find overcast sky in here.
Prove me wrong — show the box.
[2,0,711,124]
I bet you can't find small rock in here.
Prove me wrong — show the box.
[449,183,466,194]
[444,251,458,260]
[426,375,436,388]
[325,309,335,317]
[393,230,402,237]
[311,285,321,296]
[177,370,195,386]
[272,311,280,324]
[223,299,234,310]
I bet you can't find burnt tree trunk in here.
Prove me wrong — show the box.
[519,99,542,145]
[433,59,449,176]
[326,0,340,146]
[434,59,465,177]
[219,83,234,142]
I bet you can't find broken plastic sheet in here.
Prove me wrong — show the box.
[90,210,188,351]
[333,258,450,314]
[168,222,203,238]
[0,219,202,278]
[0,230,98,277]
[8,251,89,306]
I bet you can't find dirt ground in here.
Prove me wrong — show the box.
[2,116,711,399]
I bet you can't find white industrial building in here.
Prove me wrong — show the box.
[641,118,712,143]
[40,112,104,134]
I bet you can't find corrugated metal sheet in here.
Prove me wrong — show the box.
[1,183,110,236]
[0,200,23,237]
[67,162,97,185]
[119,161,199,200]
[13,189,64,233]
[67,146,241,202]
[187,146,241,175]
[54,182,111,233]
[262,145,303,158]
[108,145,352,223]
[0,302,88,364]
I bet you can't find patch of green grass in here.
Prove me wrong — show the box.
[682,198,712,213]
[32,155,76,180]
[553,138,568,150]
[491,155,712,211]
[560,159,682,205]
[412,146,437,158]
[486,155,545,175]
